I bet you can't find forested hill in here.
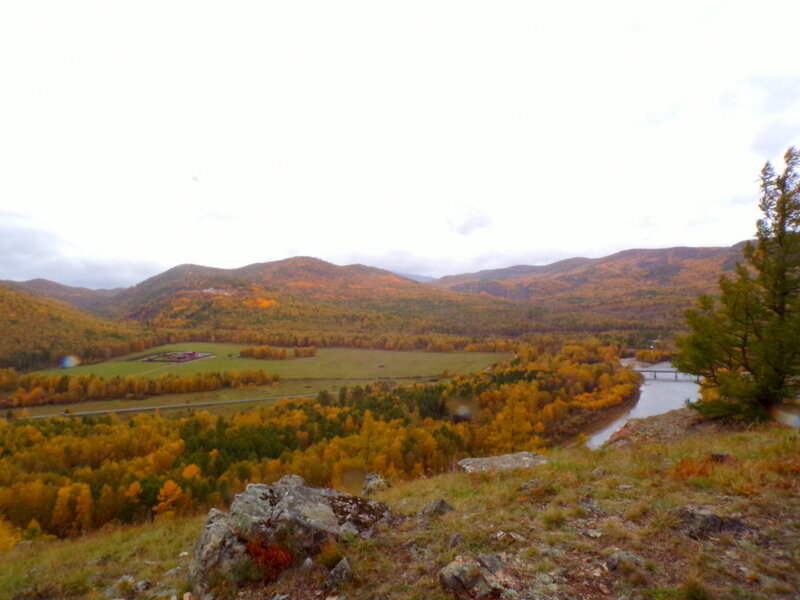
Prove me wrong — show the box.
[110,257,426,308]
[432,244,743,294]
[96,257,540,338]
[430,243,746,327]
[1,278,123,312]
[0,285,149,370]
[5,245,748,342]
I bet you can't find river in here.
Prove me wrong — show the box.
[586,361,700,449]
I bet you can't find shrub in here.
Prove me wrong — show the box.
[244,541,293,582]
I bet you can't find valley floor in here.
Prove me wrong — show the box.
[10,346,508,419]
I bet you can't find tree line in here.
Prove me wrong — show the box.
[238,345,317,360]
[0,369,277,408]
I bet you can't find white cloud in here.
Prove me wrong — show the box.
[0,1,798,286]
[751,122,800,158]
[0,213,163,288]
[451,207,492,236]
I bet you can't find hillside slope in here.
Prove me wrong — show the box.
[0,285,147,369]
[2,412,796,600]
[94,257,543,338]
[1,278,122,311]
[7,245,747,339]
[431,244,746,329]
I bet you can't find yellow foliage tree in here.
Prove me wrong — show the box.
[0,517,20,551]
[152,479,185,518]
[181,463,202,479]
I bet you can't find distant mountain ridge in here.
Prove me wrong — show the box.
[4,244,749,340]
[431,244,744,291]
[7,244,747,297]
[5,257,426,314]
[108,257,425,310]
[31,256,532,338]
[393,272,436,283]
[433,256,596,286]
[429,243,747,326]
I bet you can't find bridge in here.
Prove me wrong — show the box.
[634,369,700,382]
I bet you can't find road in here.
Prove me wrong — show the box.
[28,393,319,419]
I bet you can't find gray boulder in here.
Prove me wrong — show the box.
[419,499,455,518]
[190,475,392,600]
[361,473,390,495]
[671,507,746,540]
[605,550,644,571]
[458,451,549,473]
[189,508,249,600]
[439,554,517,599]
[326,556,353,589]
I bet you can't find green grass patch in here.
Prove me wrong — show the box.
[0,514,204,600]
[41,344,508,380]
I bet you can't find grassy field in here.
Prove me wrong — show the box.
[16,345,509,419]
[42,344,508,380]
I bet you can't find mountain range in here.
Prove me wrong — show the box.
[0,243,746,368]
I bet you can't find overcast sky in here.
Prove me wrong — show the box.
[1,1,799,288]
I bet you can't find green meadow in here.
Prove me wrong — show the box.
[44,344,508,379]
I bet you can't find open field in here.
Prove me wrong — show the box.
[41,344,508,380]
[16,346,510,419]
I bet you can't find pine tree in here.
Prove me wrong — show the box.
[675,147,800,419]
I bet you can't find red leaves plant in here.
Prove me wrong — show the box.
[245,540,294,582]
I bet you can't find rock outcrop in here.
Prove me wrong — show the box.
[189,475,392,599]
[439,554,518,599]
[672,507,747,540]
[361,473,390,496]
[458,451,549,473]
[326,556,353,589]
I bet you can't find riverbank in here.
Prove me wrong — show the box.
[603,406,751,448]
[584,361,700,448]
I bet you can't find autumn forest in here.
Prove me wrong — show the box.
[0,245,746,548]
[0,339,638,542]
